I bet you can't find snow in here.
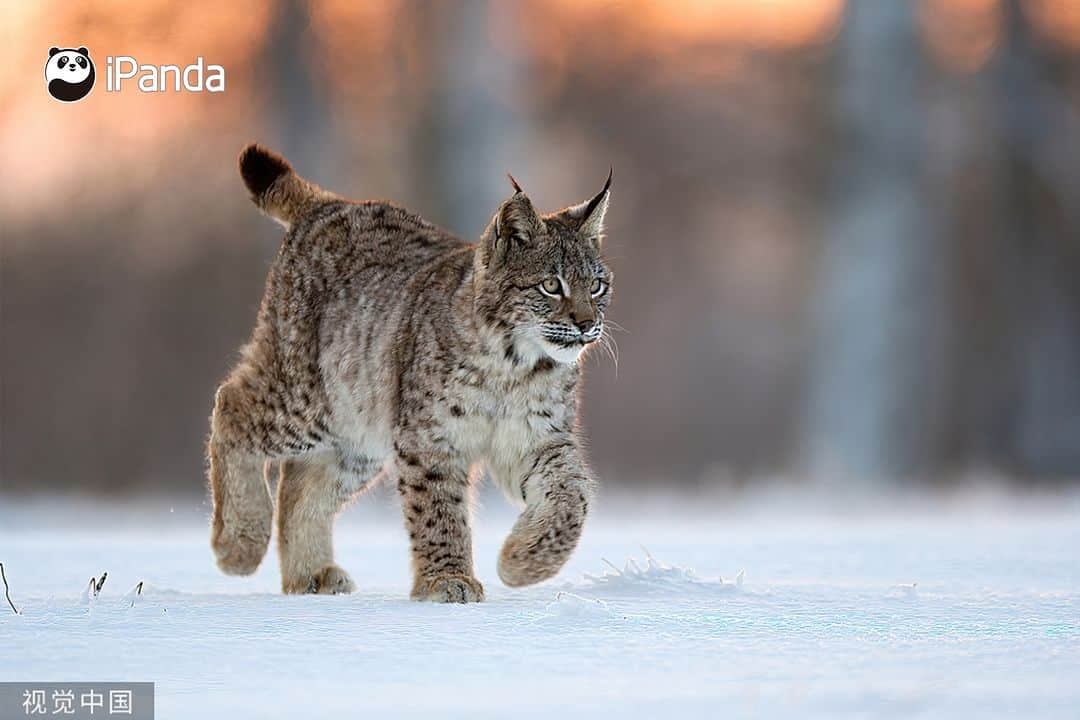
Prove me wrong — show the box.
[1,490,1079,719]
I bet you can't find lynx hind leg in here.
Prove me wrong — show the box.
[276,448,382,594]
[209,381,275,576]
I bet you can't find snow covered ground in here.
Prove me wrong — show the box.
[1,489,1078,719]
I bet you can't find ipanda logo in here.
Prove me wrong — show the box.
[45,47,95,102]
[46,46,225,102]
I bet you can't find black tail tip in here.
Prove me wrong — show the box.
[238,143,291,198]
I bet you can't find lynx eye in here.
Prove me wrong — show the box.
[590,278,607,297]
[539,277,563,297]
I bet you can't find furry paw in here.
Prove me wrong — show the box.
[498,497,585,587]
[411,574,485,603]
[284,564,356,595]
[212,524,272,576]
[498,534,559,587]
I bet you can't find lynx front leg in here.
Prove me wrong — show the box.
[498,442,593,587]
[396,455,483,603]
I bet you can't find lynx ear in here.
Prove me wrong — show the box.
[494,184,544,249]
[566,169,612,241]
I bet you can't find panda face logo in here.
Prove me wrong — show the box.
[45,46,95,102]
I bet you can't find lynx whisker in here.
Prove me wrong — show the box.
[596,329,619,377]
[604,318,630,335]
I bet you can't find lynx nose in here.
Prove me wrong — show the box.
[574,318,596,335]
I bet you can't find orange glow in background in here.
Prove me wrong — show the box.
[2,0,1079,222]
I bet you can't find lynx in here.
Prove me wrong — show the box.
[208,144,613,601]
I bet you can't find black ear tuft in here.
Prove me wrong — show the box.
[507,173,524,195]
[76,47,89,56]
[567,168,612,242]
[49,47,60,57]
[581,167,612,223]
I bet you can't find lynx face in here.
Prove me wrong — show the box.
[477,175,612,365]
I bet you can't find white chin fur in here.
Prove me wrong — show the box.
[539,340,585,365]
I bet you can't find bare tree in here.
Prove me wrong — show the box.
[408,0,524,236]
[803,2,946,482]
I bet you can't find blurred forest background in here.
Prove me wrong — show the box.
[1,0,1079,496]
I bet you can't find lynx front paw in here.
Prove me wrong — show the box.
[411,574,485,603]
[498,496,586,587]
[283,564,356,595]
[498,534,559,587]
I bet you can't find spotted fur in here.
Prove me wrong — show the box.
[208,144,613,600]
